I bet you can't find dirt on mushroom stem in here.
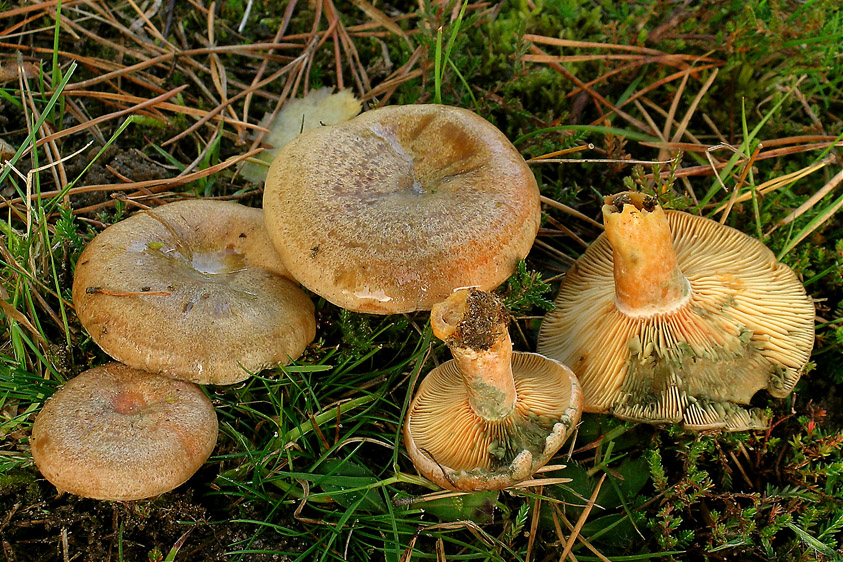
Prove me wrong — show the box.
[410,289,582,482]
[433,289,518,419]
[445,289,509,351]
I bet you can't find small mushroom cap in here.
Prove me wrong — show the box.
[30,362,218,501]
[404,353,582,491]
[72,200,316,385]
[538,207,815,431]
[263,104,540,314]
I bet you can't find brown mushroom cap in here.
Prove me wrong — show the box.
[72,200,316,385]
[263,104,541,314]
[537,192,815,431]
[30,362,218,501]
[404,289,582,491]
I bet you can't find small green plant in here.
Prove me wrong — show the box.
[500,259,554,314]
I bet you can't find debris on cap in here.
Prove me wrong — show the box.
[72,199,316,385]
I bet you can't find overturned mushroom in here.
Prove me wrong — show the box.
[30,362,218,501]
[404,289,582,491]
[72,200,316,385]
[538,191,815,431]
[263,104,540,314]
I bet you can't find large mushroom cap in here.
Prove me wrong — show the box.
[537,192,815,431]
[72,199,316,385]
[30,362,218,501]
[404,289,582,491]
[263,104,541,314]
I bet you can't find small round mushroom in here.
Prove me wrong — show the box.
[72,199,316,385]
[30,362,218,501]
[537,191,816,431]
[404,289,582,491]
[263,104,541,314]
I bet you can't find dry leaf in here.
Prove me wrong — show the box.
[241,88,362,183]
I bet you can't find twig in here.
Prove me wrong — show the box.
[85,287,172,297]
[35,85,188,148]
[719,143,762,224]
[559,474,606,562]
[1,149,261,211]
[529,44,653,134]
[540,196,604,229]
[525,486,542,562]
[768,166,843,234]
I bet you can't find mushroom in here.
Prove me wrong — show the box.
[72,199,316,385]
[263,104,540,314]
[537,191,816,431]
[404,289,582,491]
[30,362,218,501]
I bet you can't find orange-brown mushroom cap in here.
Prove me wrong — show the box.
[404,289,582,491]
[537,192,815,431]
[30,363,218,501]
[72,200,316,385]
[263,104,541,314]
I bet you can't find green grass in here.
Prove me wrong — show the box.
[1,0,843,560]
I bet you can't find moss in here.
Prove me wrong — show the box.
[0,468,37,495]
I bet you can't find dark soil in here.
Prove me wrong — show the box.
[0,467,305,561]
[65,147,170,212]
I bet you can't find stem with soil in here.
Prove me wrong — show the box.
[429,288,517,421]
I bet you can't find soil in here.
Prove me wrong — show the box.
[65,147,170,212]
[0,466,305,561]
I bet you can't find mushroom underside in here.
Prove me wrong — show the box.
[538,210,814,431]
[406,352,581,490]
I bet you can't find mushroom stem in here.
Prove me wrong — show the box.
[602,191,691,317]
[430,289,517,421]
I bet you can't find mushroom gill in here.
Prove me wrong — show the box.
[537,191,815,431]
[405,289,582,491]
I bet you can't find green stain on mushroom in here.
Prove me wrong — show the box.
[481,411,563,470]
[466,380,512,420]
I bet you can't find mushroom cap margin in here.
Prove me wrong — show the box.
[263,104,541,314]
[30,362,218,501]
[72,200,316,385]
[404,352,583,491]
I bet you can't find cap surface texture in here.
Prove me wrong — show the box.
[263,104,540,314]
[72,200,316,385]
[30,363,218,501]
